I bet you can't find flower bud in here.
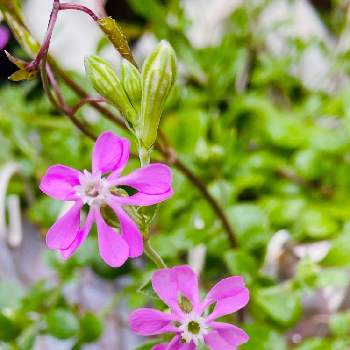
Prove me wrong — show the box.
[84,55,137,125]
[97,17,137,67]
[121,59,142,115]
[139,40,176,149]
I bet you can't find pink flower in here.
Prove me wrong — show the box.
[0,25,10,50]
[40,131,172,267]
[129,265,249,350]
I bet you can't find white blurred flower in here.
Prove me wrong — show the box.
[181,0,242,48]
[259,0,348,94]
[23,0,119,73]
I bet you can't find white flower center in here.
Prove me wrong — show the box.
[179,313,209,345]
[75,170,110,206]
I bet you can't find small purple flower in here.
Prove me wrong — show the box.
[0,25,10,50]
[40,131,173,267]
[129,265,249,350]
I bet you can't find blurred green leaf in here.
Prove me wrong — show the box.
[45,308,79,340]
[254,285,302,326]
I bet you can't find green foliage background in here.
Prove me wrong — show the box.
[1,0,350,349]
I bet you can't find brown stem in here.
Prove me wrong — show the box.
[71,96,106,115]
[52,64,126,128]
[26,0,59,71]
[41,57,97,141]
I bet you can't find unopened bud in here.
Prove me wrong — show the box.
[97,17,137,67]
[139,40,176,149]
[121,59,142,115]
[84,55,137,125]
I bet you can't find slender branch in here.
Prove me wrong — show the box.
[58,3,100,21]
[71,96,106,115]
[52,65,127,128]
[41,55,97,141]
[144,240,167,269]
[26,0,59,72]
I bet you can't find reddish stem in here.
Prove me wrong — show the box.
[59,3,100,21]
[26,0,60,71]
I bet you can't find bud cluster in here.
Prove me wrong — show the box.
[85,40,177,150]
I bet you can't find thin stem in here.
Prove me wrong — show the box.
[59,3,100,21]
[27,0,59,71]
[144,240,167,269]
[52,64,126,127]
[71,96,106,115]
[41,55,97,141]
[138,145,151,167]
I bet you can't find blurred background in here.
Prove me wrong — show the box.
[1,0,350,349]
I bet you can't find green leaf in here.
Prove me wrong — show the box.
[78,313,104,343]
[228,204,270,250]
[241,323,287,350]
[299,208,338,239]
[330,312,350,336]
[294,338,332,350]
[224,250,258,285]
[45,308,79,340]
[0,281,23,310]
[0,312,21,342]
[254,285,302,326]
[323,230,350,266]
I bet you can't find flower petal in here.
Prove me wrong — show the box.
[95,210,129,267]
[40,165,81,201]
[46,201,83,250]
[108,201,143,258]
[209,322,249,346]
[151,344,168,350]
[60,208,95,259]
[112,163,173,206]
[204,277,249,321]
[167,336,196,350]
[92,131,130,174]
[204,331,233,350]
[152,265,199,313]
[129,308,177,336]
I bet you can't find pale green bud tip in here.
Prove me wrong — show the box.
[139,40,177,149]
[121,59,142,111]
[84,55,137,125]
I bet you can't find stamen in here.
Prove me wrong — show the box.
[178,313,208,345]
[75,170,110,206]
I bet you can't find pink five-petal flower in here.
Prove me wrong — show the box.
[39,131,173,267]
[129,265,250,350]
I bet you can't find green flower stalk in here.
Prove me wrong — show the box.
[84,55,137,126]
[121,59,142,115]
[138,40,177,150]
